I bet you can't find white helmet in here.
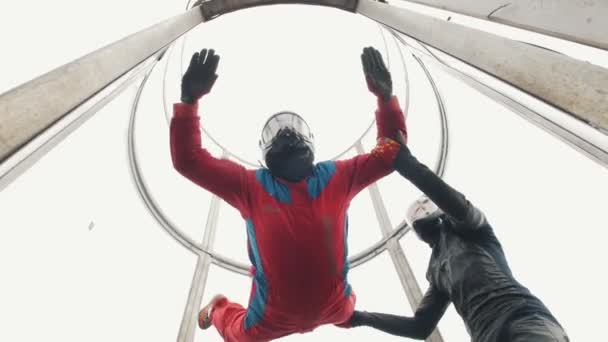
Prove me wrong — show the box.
[406,195,442,226]
[406,195,445,246]
[258,111,314,159]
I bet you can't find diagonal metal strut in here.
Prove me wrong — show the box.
[356,142,444,342]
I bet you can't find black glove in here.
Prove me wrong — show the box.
[361,47,392,102]
[181,48,220,104]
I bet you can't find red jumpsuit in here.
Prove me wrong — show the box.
[170,97,407,342]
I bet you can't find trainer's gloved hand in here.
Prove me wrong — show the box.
[181,48,220,104]
[361,46,392,102]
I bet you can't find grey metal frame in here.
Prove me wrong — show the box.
[161,26,407,167]
[195,0,359,19]
[0,6,205,167]
[402,0,608,51]
[2,1,607,342]
[124,16,451,341]
[391,31,608,169]
[3,0,605,190]
[126,33,448,341]
[127,14,452,268]
[127,36,451,275]
[177,164,224,342]
[0,58,157,192]
[0,8,206,192]
[357,0,608,134]
[356,142,444,342]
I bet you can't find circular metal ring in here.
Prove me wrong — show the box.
[128,11,451,276]
[163,17,410,166]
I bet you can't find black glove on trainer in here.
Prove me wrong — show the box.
[361,46,392,102]
[181,48,220,104]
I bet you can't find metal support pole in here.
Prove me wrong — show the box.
[0,58,156,192]
[356,142,443,342]
[402,0,608,50]
[195,0,358,18]
[0,6,205,189]
[357,0,608,133]
[390,31,608,168]
[177,153,225,342]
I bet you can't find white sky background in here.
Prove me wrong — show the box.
[1,1,607,341]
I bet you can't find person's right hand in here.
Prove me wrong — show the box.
[361,46,392,102]
[181,48,220,104]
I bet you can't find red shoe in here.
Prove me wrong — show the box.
[198,294,226,330]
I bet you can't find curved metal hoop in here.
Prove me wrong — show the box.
[162,26,408,166]
[128,12,451,276]
[194,0,359,20]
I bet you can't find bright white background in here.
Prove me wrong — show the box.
[1,1,607,341]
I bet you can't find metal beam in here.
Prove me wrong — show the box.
[0,58,156,192]
[177,163,224,342]
[0,6,205,169]
[195,0,358,19]
[126,70,223,341]
[356,142,443,342]
[357,0,608,133]
[403,0,608,50]
[392,32,608,168]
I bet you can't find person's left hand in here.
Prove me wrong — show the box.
[181,48,220,104]
[361,46,392,102]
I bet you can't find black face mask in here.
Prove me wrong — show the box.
[413,215,443,247]
[265,130,314,182]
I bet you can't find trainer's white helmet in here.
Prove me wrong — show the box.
[407,196,444,245]
[406,196,442,225]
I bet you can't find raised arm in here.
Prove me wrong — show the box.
[170,49,248,211]
[350,286,449,340]
[394,141,487,231]
[362,46,408,144]
[339,47,407,198]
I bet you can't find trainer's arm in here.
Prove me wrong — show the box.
[395,143,487,231]
[350,286,449,340]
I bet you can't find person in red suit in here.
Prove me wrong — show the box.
[170,46,407,342]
